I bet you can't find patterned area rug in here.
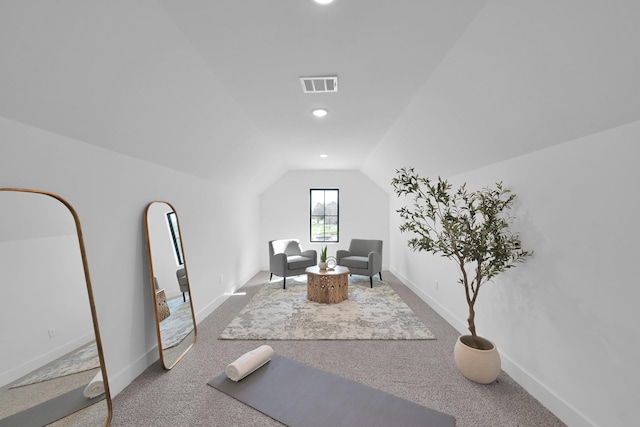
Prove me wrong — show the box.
[220,276,436,340]
[161,296,195,349]
[10,341,99,388]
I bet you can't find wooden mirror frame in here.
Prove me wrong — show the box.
[144,201,197,370]
[0,188,112,426]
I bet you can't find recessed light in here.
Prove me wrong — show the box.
[314,0,334,4]
[320,153,329,158]
[312,108,328,118]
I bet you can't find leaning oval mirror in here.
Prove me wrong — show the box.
[144,201,196,370]
[0,188,111,426]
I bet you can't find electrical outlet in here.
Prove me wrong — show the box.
[435,280,439,290]
[48,328,56,338]
[220,275,223,284]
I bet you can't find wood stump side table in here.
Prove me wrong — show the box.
[305,265,350,304]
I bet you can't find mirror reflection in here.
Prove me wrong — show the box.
[144,202,196,370]
[0,188,111,426]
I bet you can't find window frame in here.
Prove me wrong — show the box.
[309,188,340,243]
[166,211,184,266]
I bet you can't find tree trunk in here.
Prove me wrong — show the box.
[460,258,482,349]
[467,303,482,349]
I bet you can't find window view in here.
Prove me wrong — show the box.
[166,211,184,266]
[310,189,339,242]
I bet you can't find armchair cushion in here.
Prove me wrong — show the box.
[287,255,314,270]
[339,256,369,270]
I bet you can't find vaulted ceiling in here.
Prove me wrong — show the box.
[2,1,639,192]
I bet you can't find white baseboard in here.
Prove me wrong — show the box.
[499,353,595,427]
[109,270,260,397]
[195,269,260,324]
[390,267,467,334]
[108,294,234,398]
[107,345,158,396]
[195,292,229,325]
[389,267,596,427]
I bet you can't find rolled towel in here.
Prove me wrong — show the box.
[225,345,274,382]
[83,370,105,399]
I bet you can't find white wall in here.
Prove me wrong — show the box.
[383,124,639,427]
[0,234,94,386]
[0,116,261,396]
[259,170,389,271]
[358,2,640,425]
[2,2,638,424]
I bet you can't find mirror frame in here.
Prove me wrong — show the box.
[144,201,197,370]
[0,187,112,426]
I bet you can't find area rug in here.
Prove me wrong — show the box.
[160,296,195,349]
[219,276,435,340]
[10,341,99,389]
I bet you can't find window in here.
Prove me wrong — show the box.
[166,211,184,266]
[310,188,339,242]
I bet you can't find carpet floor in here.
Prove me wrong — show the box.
[111,271,566,427]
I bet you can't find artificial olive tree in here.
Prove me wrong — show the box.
[391,167,532,349]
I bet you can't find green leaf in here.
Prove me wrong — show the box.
[391,167,533,340]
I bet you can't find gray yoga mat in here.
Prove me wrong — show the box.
[0,385,104,427]
[208,354,455,427]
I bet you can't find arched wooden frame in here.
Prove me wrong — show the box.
[144,201,197,370]
[0,188,112,426]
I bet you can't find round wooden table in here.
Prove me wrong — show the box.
[305,265,350,304]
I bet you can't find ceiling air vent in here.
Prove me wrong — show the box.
[300,76,338,93]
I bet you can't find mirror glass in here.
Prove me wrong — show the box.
[0,188,111,426]
[144,202,196,369]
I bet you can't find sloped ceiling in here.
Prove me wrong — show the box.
[1,1,639,192]
[362,0,640,188]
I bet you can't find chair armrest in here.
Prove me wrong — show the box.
[270,253,288,276]
[301,249,317,264]
[368,251,382,273]
[336,250,350,263]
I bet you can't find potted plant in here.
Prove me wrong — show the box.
[319,245,328,270]
[391,167,532,383]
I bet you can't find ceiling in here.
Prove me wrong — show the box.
[0,0,486,186]
[157,0,487,170]
[2,1,639,192]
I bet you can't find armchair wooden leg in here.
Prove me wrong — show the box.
[379,272,382,281]
[283,277,286,289]
[369,276,373,288]
[270,273,273,281]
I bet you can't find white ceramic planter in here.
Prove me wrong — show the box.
[319,262,327,270]
[453,335,501,384]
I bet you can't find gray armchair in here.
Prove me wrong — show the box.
[176,267,189,302]
[269,239,317,289]
[336,239,383,288]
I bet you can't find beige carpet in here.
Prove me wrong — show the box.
[111,271,566,427]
